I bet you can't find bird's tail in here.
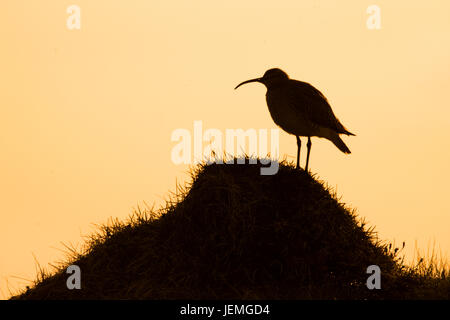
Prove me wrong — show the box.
[331,134,351,154]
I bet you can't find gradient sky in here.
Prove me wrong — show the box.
[1,0,449,298]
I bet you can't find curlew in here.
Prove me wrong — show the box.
[235,68,354,172]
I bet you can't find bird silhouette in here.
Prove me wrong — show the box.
[235,68,354,172]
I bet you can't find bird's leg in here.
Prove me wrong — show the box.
[305,136,312,172]
[296,136,301,169]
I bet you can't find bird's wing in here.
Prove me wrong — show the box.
[289,80,354,135]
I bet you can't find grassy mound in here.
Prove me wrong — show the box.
[12,160,450,299]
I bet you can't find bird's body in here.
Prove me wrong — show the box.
[265,78,354,154]
[235,68,354,171]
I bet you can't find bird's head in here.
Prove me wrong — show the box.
[234,68,289,90]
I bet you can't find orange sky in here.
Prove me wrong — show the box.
[1,0,449,298]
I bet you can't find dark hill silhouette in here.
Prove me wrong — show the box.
[12,160,450,299]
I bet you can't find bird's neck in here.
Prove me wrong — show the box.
[265,80,288,90]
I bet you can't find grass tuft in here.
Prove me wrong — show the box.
[11,158,450,299]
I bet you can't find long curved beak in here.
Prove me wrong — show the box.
[234,77,262,90]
